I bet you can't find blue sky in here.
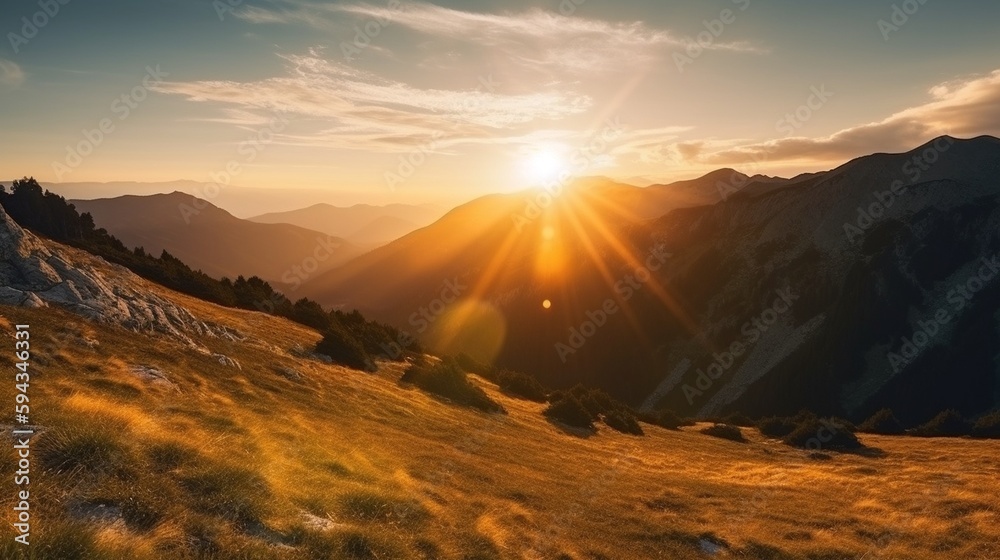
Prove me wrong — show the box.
[2,0,999,204]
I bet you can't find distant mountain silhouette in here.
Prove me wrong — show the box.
[72,192,360,284]
[249,203,446,247]
[301,136,1000,423]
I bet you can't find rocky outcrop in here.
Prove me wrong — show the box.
[0,204,225,344]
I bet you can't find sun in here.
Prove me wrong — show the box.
[519,146,569,185]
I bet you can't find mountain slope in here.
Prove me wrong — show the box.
[2,235,998,559]
[303,136,1000,424]
[72,193,360,283]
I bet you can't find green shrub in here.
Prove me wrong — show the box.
[543,395,595,430]
[912,409,972,437]
[972,410,1000,439]
[603,409,644,435]
[783,418,862,451]
[496,369,548,402]
[701,424,746,443]
[858,408,906,435]
[316,324,376,372]
[757,416,798,438]
[401,359,504,413]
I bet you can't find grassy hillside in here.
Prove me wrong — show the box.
[1,270,999,558]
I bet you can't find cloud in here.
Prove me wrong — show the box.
[151,50,591,152]
[236,1,765,73]
[640,70,1000,167]
[0,59,25,88]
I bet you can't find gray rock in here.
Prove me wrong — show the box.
[0,204,230,343]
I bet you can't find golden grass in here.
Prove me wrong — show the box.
[0,284,998,559]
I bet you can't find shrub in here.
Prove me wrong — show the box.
[496,369,548,402]
[912,410,972,437]
[973,410,1000,439]
[858,409,906,435]
[543,395,595,430]
[701,424,745,443]
[602,409,644,436]
[400,359,504,413]
[721,412,755,427]
[316,324,376,372]
[640,409,693,430]
[783,418,863,451]
[757,416,798,438]
[455,353,494,379]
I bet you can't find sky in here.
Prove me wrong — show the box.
[1,0,999,206]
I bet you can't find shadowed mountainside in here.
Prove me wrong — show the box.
[72,193,360,284]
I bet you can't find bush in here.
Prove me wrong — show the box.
[640,409,693,430]
[400,359,504,413]
[972,410,1000,439]
[912,409,972,437]
[757,416,798,438]
[455,353,494,379]
[783,418,863,451]
[567,385,624,418]
[721,412,755,427]
[602,409,644,435]
[858,409,906,435]
[496,369,548,402]
[316,325,375,372]
[700,424,745,443]
[543,395,595,430]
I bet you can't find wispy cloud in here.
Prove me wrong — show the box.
[633,70,1000,167]
[0,59,25,88]
[236,1,765,73]
[151,50,591,152]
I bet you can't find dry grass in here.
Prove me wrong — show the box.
[0,283,998,559]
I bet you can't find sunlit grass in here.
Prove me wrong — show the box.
[0,275,997,558]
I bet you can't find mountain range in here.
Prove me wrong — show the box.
[72,193,360,285]
[249,202,446,247]
[295,135,1000,423]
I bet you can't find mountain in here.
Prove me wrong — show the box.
[249,202,446,246]
[39,180,399,218]
[298,172,756,359]
[302,136,1000,424]
[72,193,360,284]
